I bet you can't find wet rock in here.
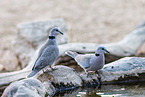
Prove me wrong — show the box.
[54,87,82,97]
[101,57,145,84]
[13,18,68,68]
[80,73,100,88]
[43,81,56,97]
[2,78,45,97]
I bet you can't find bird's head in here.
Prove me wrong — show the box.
[49,27,63,36]
[96,46,110,54]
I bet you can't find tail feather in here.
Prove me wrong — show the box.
[27,70,39,78]
[65,51,78,58]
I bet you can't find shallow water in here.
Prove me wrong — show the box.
[55,83,145,97]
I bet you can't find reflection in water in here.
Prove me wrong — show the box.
[77,92,101,97]
[55,83,145,97]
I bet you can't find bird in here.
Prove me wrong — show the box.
[65,46,109,77]
[27,27,63,77]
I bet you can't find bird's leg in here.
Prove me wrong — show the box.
[95,70,101,83]
[44,65,57,73]
[95,70,101,77]
[43,69,50,74]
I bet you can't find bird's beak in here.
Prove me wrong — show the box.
[59,31,63,35]
[105,49,110,54]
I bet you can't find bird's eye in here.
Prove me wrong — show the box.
[102,48,105,50]
[56,29,59,31]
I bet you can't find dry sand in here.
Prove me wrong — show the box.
[0,0,145,71]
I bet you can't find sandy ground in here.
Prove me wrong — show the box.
[0,0,145,71]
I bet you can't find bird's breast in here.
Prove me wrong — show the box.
[87,55,104,71]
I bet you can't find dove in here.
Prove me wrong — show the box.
[65,46,109,76]
[27,27,63,77]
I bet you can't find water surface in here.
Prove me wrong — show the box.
[55,83,145,97]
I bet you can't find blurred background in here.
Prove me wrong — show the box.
[0,0,145,72]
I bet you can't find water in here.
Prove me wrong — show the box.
[55,83,145,97]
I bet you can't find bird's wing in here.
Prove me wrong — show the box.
[32,45,59,70]
[41,45,59,65]
[75,54,93,69]
[34,58,44,70]
[37,43,48,59]
[32,43,47,70]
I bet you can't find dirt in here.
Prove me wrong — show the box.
[0,0,145,71]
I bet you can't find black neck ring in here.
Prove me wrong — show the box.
[95,53,100,56]
[49,36,55,39]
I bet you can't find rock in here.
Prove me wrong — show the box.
[38,65,82,87]
[12,18,68,68]
[43,81,56,97]
[101,57,145,84]
[2,78,45,97]
[1,57,145,96]
[17,18,68,46]
[80,73,100,88]
[0,69,31,86]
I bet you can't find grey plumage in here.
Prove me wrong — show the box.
[28,27,63,77]
[65,46,109,75]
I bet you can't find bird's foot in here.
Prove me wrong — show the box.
[95,70,101,77]
[97,75,101,80]
[97,76,101,85]
[51,68,58,71]
[95,70,99,74]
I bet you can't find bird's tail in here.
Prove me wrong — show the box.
[27,70,39,78]
[65,51,78,58]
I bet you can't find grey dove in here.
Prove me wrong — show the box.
[28,27,63,77]
[65,46,109,76]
